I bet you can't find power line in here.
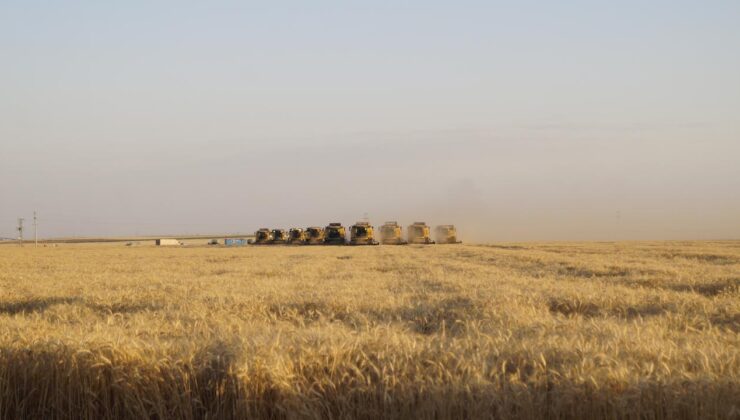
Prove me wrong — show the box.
[17,218,24,247]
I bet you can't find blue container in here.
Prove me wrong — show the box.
[224,238,247,246]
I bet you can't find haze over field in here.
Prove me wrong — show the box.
[1,1,739,241]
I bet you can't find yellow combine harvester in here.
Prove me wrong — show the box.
[305,227,325,245]
[435,225,462,244]
[251,228,273,245]
[323,223,347,245]
[287,228,307,245]
[379,221,407,245]
[271,229,288,244]
[407,222,435,244]
[349,222,379,245]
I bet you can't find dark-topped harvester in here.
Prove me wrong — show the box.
[287,228,307,245]
[323,223,347,245]
[251,228,273,245]
[305,227,325,245]
[270,229,288,244]
[349,222,379,245]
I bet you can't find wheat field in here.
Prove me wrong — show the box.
[0,241,738,419]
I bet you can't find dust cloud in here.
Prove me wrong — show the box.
[5,126,737,241]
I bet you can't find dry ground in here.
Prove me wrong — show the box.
[0,241,738,419]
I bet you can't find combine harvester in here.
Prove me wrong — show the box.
[435,225,462,244]
[271,229,288,244]
[287,228,307,245]
[251,228,273,245]
[407,222,435,244]
[349,222,379,245]
[305,227,325,245]
[379,221,407,245]
[323,223,347,245]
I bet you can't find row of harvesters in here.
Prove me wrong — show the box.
[250,222,461,245]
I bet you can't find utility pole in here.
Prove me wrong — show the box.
[33,211,38,247]
[17,218,24,246]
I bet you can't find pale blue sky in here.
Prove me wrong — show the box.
[1,1,739,240]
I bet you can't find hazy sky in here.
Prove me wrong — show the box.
[1,1,739,241]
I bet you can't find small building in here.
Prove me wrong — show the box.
[155,239,180,246]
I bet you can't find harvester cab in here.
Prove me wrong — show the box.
[252,228,273,245]
[305,227,326,245]
[271,229,288,244]
[379,221,407,245]
[407,222,435,244]
[349,222,379,245]
[435,225,461,244]
[323,223,347,245]
[287,228,307,245]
